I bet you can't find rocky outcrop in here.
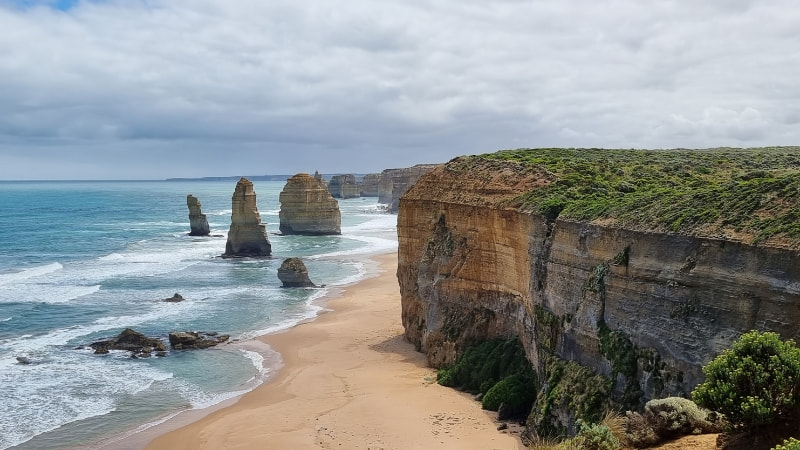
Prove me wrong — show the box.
[397,154,800,435]
[277,257,316,287]
[168,331,230,349]
[187,195,210,236]
[314,171,328,190]
[378,164,439,213]
[359,173,381,197]
[328,174,360,199]
[223,178,271,257]
[89,328,168,357]
[278,173,341,235]
[162,293,184,302]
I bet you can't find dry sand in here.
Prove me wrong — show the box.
[143,253,522,450]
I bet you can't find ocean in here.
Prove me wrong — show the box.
[0,180,398,450]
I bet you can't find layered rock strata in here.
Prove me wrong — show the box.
[186,194,210,236]
[223,178,271,257]
[279,173,341,235]
[378,164,439,213]
[277,257,316,287]
[398,154,800,434]
[328,174,360,199]
[359,173,381,197]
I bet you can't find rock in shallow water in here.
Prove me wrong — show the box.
[277,257,317,287]
[168,331,230,349]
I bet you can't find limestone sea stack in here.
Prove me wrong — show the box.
[223,178,272,257]
[279,173,341,235]
[327,174,360,199]
[277,257,316,287]
[186,195,210,236]
[359,173,381,197]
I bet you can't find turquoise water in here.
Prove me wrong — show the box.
[0,180,397,449]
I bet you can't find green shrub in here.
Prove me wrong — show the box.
[692,330,800,431]
[436,368,454,387]
[436,338,536,395]
[480,147,800,244]
[481,373,536,415]
[437,338,538,418]
[570,419,621,450]
[773,437,800,450]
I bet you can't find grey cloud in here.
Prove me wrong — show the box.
[0,0,799,179]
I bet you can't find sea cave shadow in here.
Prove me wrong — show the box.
[369,333,430,366]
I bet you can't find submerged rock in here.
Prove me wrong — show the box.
[278,173,341,235]
[277,257,316,287]
[187,194,210,236]
[223,178,272,257]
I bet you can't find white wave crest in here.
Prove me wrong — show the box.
[0,262,63,286]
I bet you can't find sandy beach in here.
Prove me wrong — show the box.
[140,252,522,450]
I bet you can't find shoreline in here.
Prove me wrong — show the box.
[119,251,521,449]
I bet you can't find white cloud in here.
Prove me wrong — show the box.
[0,0,799,178]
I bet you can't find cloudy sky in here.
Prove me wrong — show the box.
[0,0,798,179]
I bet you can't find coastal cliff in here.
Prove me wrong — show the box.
[397,148,800,434]
[378,164,439,212]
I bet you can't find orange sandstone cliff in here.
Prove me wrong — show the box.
[397,152,800,433]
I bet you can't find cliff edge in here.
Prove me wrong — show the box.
[397,147,800,435]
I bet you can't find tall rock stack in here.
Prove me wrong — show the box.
[223,178,272,257]
[279,173,341,235]
[186,195,210,236]
[327,174,360,199]
[359,173,381,197]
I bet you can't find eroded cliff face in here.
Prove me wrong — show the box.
[398,157,800,427]
[378,164,439,213]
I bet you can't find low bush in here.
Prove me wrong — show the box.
[436,338,537,418]
[625,397,723,448]
[481,373,536,416]
[692,331,800,431]
[773,437,800,450]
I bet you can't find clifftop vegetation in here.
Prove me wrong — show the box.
[477,147,800,247]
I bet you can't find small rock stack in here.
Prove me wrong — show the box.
[277,257,316,287]
[186,194,210,236]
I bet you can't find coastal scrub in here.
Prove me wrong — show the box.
[481,147,800,246]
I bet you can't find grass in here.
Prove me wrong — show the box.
[470,147,800,246]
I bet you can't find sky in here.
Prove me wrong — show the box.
[0,0,798,180]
